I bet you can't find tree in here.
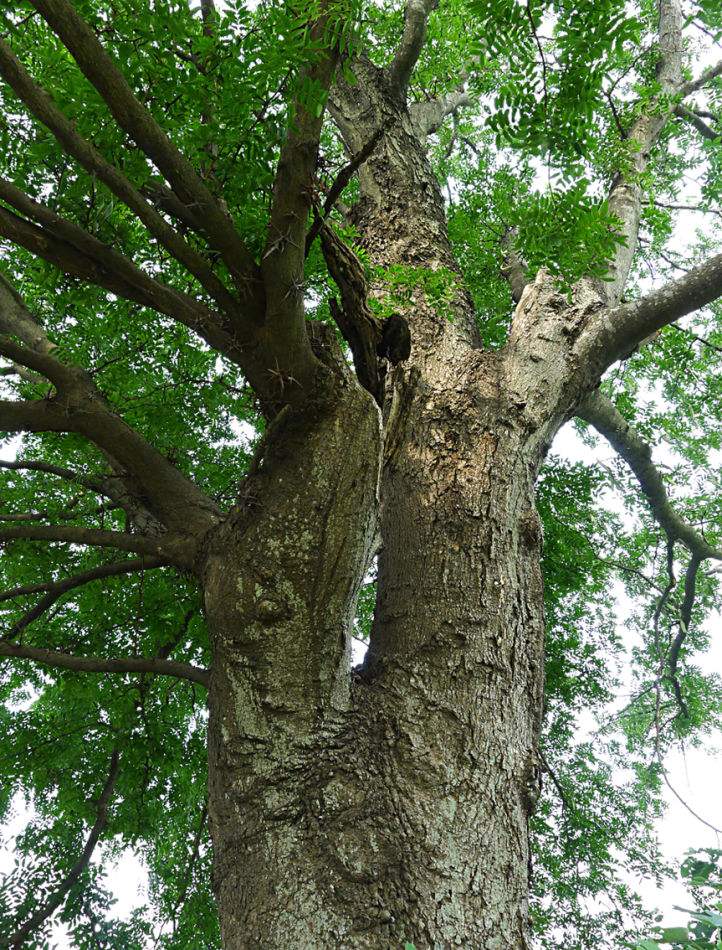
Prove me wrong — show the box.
[1,0,721,945]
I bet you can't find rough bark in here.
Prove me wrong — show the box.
[4,1,711,945]
[201,60,580,950]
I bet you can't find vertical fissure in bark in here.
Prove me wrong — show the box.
[204,50,588,950]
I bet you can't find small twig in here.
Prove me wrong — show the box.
[306,119,392,253]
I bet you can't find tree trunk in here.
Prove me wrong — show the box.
[201,58,586,950]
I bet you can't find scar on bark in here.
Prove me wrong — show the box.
[320,225,411,404]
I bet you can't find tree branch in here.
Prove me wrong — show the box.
[387,0,438,96]
[259,2,344,400]
[1,557,167,639]
[0,558,158,603]
[7,748,121,949]
[605,0,685,300]
[305,118,392,252]
[643,198,722,218]
[674,103,720,140]
[587,247,722,369]
[0,201,242,359]
[409,89,474,140]
[0,458,117,498]
[0,641,209,687]
[0,523,184,559]
[0,36,241,315]
[680,59,722,97]
[0,277,220,539]
[500,231,529,303]
[576,391,722,561]
[667,553,701,718]
[27,0,259,291]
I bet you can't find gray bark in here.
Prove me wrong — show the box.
[201,59,596,950]
[3,2,716,945]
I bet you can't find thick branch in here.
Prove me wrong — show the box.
[588,248,722,369]
[410,89,473,139]
[0,37,240,314]
[8,749,120,949]
[605,0,684,300]
[0,641,209,687]
[260,4,343,399]
[28,0,259,290]
[576,391,722,561]
[387,0,438,96]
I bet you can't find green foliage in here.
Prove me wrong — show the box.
[1,0,722,945]
[469,0,640,162]
[636,850,722,948]
[370,263,461,322]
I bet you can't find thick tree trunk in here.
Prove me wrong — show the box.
[201,58,588,950]
[203,358,547,948]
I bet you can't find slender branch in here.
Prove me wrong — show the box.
[0,459,114,496]
[1,558,167,640]
[0,37,240,314]
[658,757,722,833]
[669,323,722,355]
[0,202,239,357]
[0,500,114,523]
[667,554,701,718]
[27,0,259,290]
[0,524,180,558]
[576,391,722,561]
[0,558,158,603]
[387,0,438,96]
[680,59,722,97]
[674,103,720,140]
[0,641,209,687]
[643,198,722,218]
[306,118,392,252]
[500,231,528,303]
[140,180,205,233]
[168,803,208,932]
[8,748,121,949]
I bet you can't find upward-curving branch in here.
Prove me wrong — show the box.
[388,0,438,96]
[27,0,259,291]
[0,36,241,316]
[585,246,722,372]
[0,275,219,541]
